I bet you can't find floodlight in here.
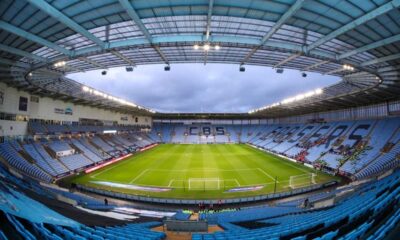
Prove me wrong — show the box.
[215,45,220,50]
[101,70,107,75]
[203,44,210,51]
[82,86,90,92]
[315,88,323,94]
[302,72,307,77]
[164,65,170,71]
[193,44,199,50]
[239,66,245,72]
[276,68,284,74]
[126,66,134,72]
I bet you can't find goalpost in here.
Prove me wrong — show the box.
[289,173,317,189]
[188,178,220,191]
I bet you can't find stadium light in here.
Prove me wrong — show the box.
[164,65,170,71]
[343,64,354,71]
[80,85,156,112]
[126,66,134,72]
[193,43,220,51]
[315,88,323,94]
[302,72,307,78]
[54,61,66,67]
[82,86,90,92]
[101,70,107,75]
[239,66,245,72]
[276,68,284,74]
[249,87,324,114]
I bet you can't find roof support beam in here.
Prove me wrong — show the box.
[306,0,400,52]
[0,43,47,62]
[154,46,169,64]
[111,51,136,66]
[118,0,169,64]
[205,0,214,41]
[203,0,214,65]
[324,67,347,75]
[78,57,106,69]
[261,0,305,44]
[64,65,85,73]
[34,34,377,73]
[27,0,105,49]
[240,0,305,65]
[0,20,71,55]
[338,33,400,60]
[361,53,400,66]
[0,57,30,68]
[303,60,330,71]
[273,53,302,68]
[118,0,152,42]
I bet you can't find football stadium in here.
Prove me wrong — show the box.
[0,0,400,239]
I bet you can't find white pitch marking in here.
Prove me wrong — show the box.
[269,155,310,173]
[129,169,150,184]
[257,168,279,182]
[91,158,132,178]
[234,179,241,186]
[168,179,175,187]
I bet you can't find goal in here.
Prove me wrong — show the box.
[188,178,220,191]
[289,173,317,189]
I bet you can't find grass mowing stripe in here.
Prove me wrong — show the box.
[69,144,340,199]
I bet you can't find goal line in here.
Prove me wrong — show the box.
[289,173,317,189]
[188,178,221,191]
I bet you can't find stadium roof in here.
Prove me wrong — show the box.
[0,0,399,117]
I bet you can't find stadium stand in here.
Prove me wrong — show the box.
[149,119,400,180]
[0,142,52,182]
[1,0,400,238]
[194,168,400,239]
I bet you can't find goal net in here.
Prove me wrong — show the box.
[188,178,220,191]
[289,173,317,189]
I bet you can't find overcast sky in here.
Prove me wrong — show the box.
[68,64,339,113]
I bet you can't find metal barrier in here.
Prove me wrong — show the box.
[76,180,337,205]
[164,220,208,232]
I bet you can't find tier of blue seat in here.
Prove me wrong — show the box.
[28,122,145,135]
[59,154,93,171]
[194,169,400,239]
[49,141,73,152]
[0,142,52,182]
[22,143,58,176]
[0,181,78,227]
[366,207,400,240]
[77,138,109,159]
[69,139,103,163]
[91,136,115,152]
[199,206,301,224]
[0,133,156,180]
[356,143,400,179]
[0,164,165,240]
[32,143,69,175]
[3,213,165,240]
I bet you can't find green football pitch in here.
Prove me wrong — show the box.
[68,144,340,199]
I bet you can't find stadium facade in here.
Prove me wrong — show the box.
[0,0,400,239]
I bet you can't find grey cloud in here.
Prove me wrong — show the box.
[68,64,339,113]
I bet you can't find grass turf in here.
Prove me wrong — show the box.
[69,144,340,199]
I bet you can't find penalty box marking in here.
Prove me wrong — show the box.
[168,179,240,187]
[130,168,275,185]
